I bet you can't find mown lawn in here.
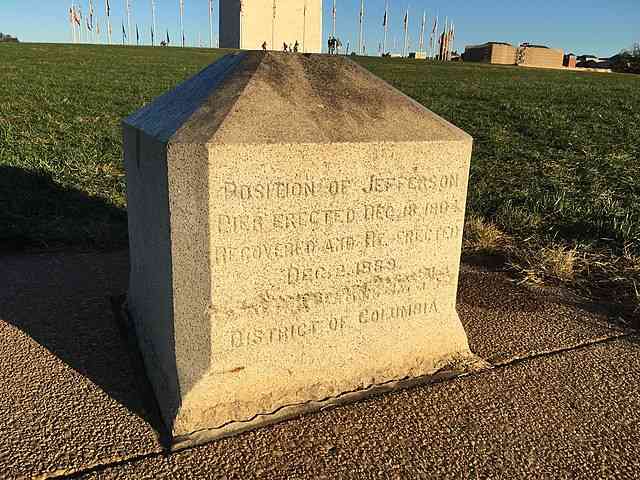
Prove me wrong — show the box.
[0,43,226,248]
[359,57,640,253]
[1,43,639,316]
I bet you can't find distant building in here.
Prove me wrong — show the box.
[577,54,599,63]
[462,42,517,65]
[408,52,427,60]
[0,32,19,43]
[564,53,577,68]
[219,0,322,53]
[463,42,564,69]
[576,55,614,69]
[518,43,564,68]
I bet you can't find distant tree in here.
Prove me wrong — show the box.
[612,42,640,74]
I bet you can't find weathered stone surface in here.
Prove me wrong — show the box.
[123,51,478,446]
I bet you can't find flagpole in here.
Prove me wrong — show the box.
[419,10,425,55]
[403,6,409,57]
[84,7,88,43]
[105,0,111,44]
[69,5,74,43]
[445,17,450,61]
[439,18,444,60]
[179,0,185,47]
[443,18,448,61]
[303,0,307,53]
[208,0,213,48]
[383,0,388,55]
[332,0,336,38]
[446,22,450,61]
[78,4,82,43]
[450,23,455,60]
[95,3,98,43]
[72,3,76,44]
[75,4,80,43]
[150,0,156,46]
[433,15,438,59]
[441,16,446,60]
[272,0,276,50]
[124,0,130,45]
[92,0,96,43]
[70,4,75,44]
[428,14,433,58]
[358,0,364,55]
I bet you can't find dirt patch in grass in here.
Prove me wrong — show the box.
[462,216,640,325]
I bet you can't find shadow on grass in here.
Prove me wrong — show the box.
[0,166,171,445]
[0,165,128,251]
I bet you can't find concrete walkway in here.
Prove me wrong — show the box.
[0,252,637,479]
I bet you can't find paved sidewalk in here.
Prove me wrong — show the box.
[0,251,636,479]
[81,338,640,480]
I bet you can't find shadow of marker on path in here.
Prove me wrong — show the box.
[0,167,171,446]
[0,165,128,251]
[0,250,172,448]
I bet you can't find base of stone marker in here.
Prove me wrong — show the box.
[171,354,489,451]
[116,296,488,450]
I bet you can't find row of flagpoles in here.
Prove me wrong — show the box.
[332,1,457,58]
[67,1,456,59]
[377,2,456,59]
[68,0,215,48]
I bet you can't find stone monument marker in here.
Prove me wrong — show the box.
[124,51,479,448]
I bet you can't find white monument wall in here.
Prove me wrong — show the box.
[220,0,323,53]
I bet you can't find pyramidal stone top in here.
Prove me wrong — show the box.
[125,51,471,145]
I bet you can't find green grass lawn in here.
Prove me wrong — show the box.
[1,43,639,316]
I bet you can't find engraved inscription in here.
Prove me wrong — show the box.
[215,200,462,238]
[228,298,439,350]
[212,167,465,352]
[212,264,453,318]
[286,258,399,285]
[221,173,460,205]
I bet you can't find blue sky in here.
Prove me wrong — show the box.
[1,0,637,57]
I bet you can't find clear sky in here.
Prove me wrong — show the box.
[1,0,638,57]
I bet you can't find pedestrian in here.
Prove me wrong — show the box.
[262,41,267,52]
[293,40,299,53]
[283,42,288,52]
